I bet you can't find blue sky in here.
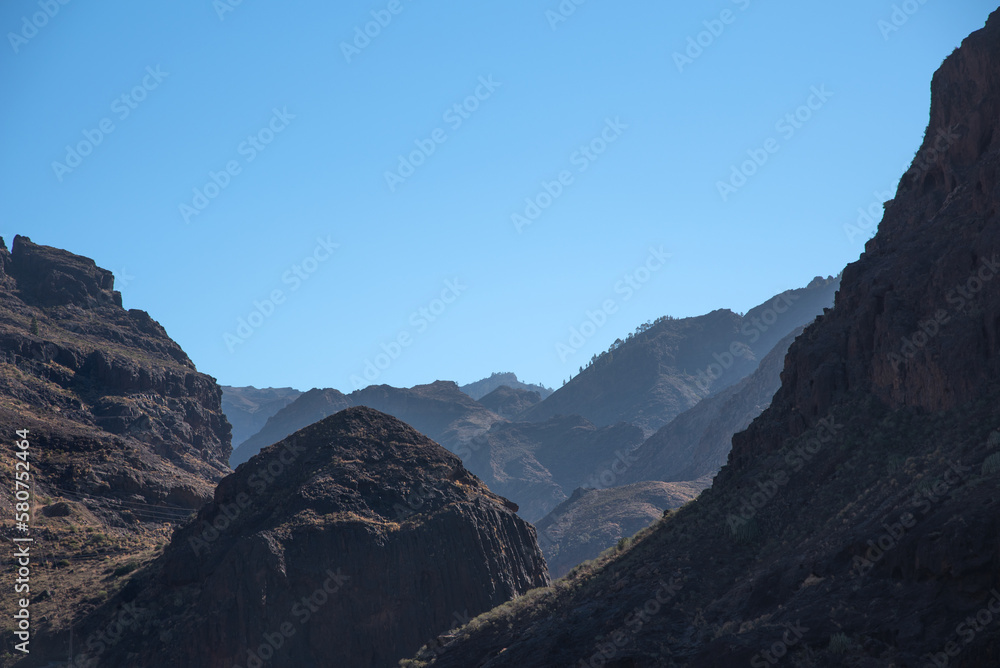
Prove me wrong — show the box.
[1,0,995,392]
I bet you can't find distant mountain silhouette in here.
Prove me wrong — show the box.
[229,381,502,468]
[477,384,543,418]
[460,372,553,400]
[520,277,839,435]
[221,385,301,448]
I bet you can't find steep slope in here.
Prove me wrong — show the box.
[462,415,645,521]
[477,384,544,419]
[0,235,231,512]
[19,408,550,668]
[221,385,301,449]
[460,372,553,400]
[535,480,707,579]
[521,277,838,435]
[230,387,351,466]
[622,326,803,484]
[410,10,1000,667]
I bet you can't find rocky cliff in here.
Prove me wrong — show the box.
[24,407,549,668]
[409,9,1000,667]
[0,235,231,513]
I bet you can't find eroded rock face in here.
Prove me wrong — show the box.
[0,235,231,516]
[57,408,549,668]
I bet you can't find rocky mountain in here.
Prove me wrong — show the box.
[460,372,553,401]
[230,381,503,467]
[477,384,544,419]
[408,11,1000,666]
[520,276,838,435]
[221,385,301,449]
[535,480,706,579]
[0,235,231,514]
[23,408,549,668]
[622,326,803,485]
[460,415,646,522]
[230,387,352,466]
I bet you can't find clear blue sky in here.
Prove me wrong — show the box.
[1,1,995,392]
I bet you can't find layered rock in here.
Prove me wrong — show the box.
[36,407,549,668]
[0,235,231,514]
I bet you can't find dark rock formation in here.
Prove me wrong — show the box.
[477,384,543,419]
[0,235,231,516]
[409,10,1000,667]
[520,277,838,435]
[34,407,549,668]
[221,385,302,449]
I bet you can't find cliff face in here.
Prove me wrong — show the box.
[410,10,1000,667]
[0,235,231,512]
[45,407,548,668]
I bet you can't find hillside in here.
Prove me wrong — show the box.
[520,277,838,435]
[410,10,1000,667]
[221,385,301,449]
[460,372,553,401]
[16,408,549,668]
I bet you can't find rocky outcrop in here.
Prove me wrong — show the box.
[520,277,838,435]
[0,235,231,516]
[221,385,302,448]
[35,408,549,668]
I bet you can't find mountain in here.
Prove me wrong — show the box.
[0,235,231,513]
[460,415,645,522]
[460,372,553,401]
[477,384,544,419]
[409,10,1000,667]
[221,385,301,449]
[229,380,503,467]
[622,326,803,485]
[230,387,351,466]
[23,408,549,668]
[520,276,838,435]
[535,480,707,579]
